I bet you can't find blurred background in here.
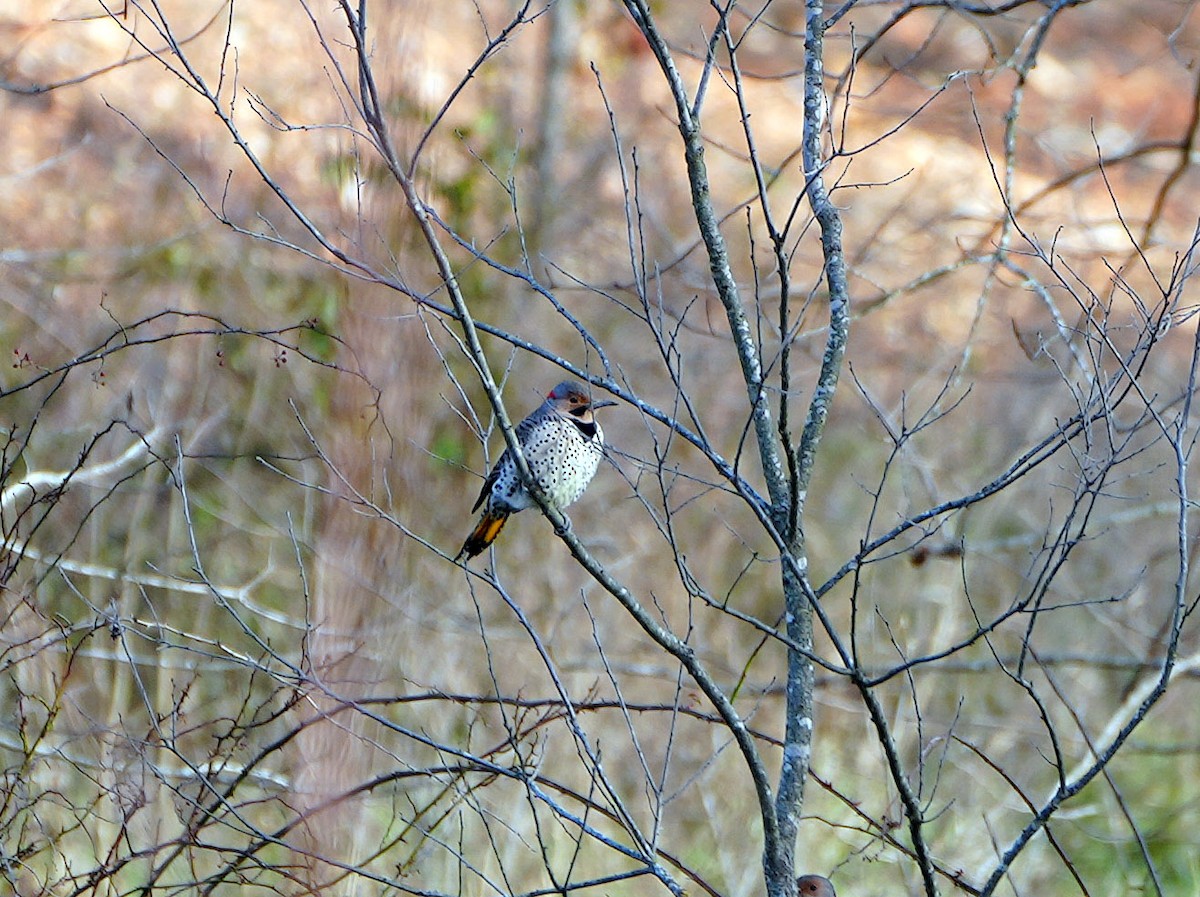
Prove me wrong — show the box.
[2,1,1199,895]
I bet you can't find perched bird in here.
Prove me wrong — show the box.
[797,875,836,897]
[456,381,617,561]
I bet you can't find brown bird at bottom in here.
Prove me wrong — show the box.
[455,381,616,561]
[797,875,836,897]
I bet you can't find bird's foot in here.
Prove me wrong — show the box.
[553,515,574,536]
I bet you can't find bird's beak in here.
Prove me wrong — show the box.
[590,399,618,409]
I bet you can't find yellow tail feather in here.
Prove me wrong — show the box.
[455,510,509,561]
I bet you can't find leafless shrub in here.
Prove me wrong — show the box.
[3,2,1199,896]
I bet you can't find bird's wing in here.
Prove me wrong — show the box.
[470,450,505,513]
[470,411,545,512]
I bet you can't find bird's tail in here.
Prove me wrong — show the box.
[455,509,509,561]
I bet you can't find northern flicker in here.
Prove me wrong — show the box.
[797,876,836,897]
[455,381,617,561]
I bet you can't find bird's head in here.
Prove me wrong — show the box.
[797,875,836,897]
[547,380,618,419]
